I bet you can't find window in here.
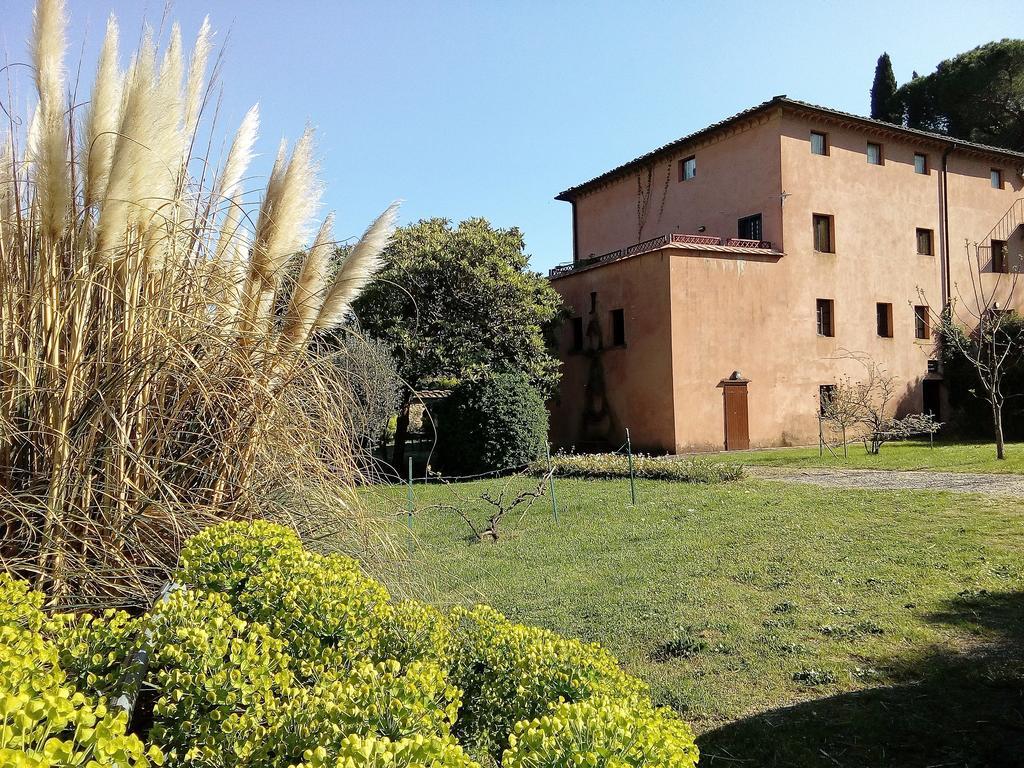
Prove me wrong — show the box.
[914,153,928,174]
[914,306,930,339]
[737,213,763,241]
[991,168,1003,189]
[590,291,597,313]
[819,384,836,416]
[816,298,835,337]
[867,142,883,165]
[876,302,893,338]
[610,309,625,346]
[680,156,696,181]
[570,317,583,351]
[810,131,828,156]
[813,214,834,253]
[992,239,1008,273]
[916,228,934,256]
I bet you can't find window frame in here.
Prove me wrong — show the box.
[991,168,1003,189]
[914,305,930,340]
[570,317,584,352]
[866,142,883,166]
[916,228,934,256]
[914,153,929,174]
[680,155,696,181]
[813,214,835,253]
[819,384,837,416]
[992,239,1008,273]
[816,298,835,337]
[737,213,763,241]
[610,308,626,347]
[810,131,828,156]
[876,302,894,338]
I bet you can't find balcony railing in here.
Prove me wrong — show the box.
[549,232,774,278]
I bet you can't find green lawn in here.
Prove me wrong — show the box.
[707,439,1024,474]
[365,476,1024,767]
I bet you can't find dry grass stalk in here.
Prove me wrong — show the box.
[0,0,398,609]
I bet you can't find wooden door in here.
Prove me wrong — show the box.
[722,382,749,451]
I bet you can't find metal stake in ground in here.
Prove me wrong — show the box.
[545,441,559,523]
[407,456,414,532]
[626,428,637,505]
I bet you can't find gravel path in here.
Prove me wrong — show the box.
[747,466,1024,497]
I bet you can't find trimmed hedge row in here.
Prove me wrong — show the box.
[2,521,699,768]
[536,452,743,483]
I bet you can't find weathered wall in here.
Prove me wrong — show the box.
[548,252,675,453]
[572,111,784,259]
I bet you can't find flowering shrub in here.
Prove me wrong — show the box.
[0,575,162,768]
[537,452,743,483]
[4,522,699,768]
[504,698,699,768]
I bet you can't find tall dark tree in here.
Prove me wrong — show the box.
[870,52,901,122]
[352,218,564,471]
[897,39,1024,150]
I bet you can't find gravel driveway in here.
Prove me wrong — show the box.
[747,466,1024,497]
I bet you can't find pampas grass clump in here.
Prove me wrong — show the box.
[0,0,398,608]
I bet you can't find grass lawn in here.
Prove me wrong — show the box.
[706,439,1024,474]
[366,476,1024,767]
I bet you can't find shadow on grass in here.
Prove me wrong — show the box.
[697,590,1024,767]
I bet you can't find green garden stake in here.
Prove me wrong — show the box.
[626,428,636,505]
[545,441,559,523]
[406,456,414,532]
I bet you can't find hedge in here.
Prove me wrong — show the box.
[2,521,699,768]
[535,452,743,483]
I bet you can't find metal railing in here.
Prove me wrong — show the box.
[549,232,775,278]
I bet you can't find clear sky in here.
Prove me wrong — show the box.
[2,0,1023,272]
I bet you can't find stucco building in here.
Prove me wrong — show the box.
[548,96,1024,453]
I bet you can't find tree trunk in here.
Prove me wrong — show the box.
[392,392,412,473]
[992,400,1006,460]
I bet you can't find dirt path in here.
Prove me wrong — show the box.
[747,466,1024,496]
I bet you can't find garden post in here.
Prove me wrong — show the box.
[626,428,637,505]
[407,456,414,532]
[545,441,559,523]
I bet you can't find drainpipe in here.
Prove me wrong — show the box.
[570,199,579,263]
[940,144,956,307]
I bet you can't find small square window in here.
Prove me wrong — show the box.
[916,228,934,256]
[914,153,928,174]
[914,306,930,340]
[610,308,625,346]
[876,302,893,338]
[819,384,836,416]
[570,317,583,351]
[680,156,696,181]
[810,131,828,156]
[816,298,835,337]
[992,168,1003,189]
[867,142,883,165]
[813,214,834,253]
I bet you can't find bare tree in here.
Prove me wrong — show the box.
[929,240,1023,460]
[823,352,940,455]
[421,471,551,542]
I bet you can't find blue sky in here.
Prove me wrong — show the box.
[2,1,1022,272]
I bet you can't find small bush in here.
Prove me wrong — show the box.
[435,374,548,475]
[0,574,161,768]
[503,697,698,768]
[5,522,698,768]
[537,452,743,483]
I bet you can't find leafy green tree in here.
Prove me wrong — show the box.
[870,52,901,122]
[352,218,563,470]
[896,40,1024,149]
